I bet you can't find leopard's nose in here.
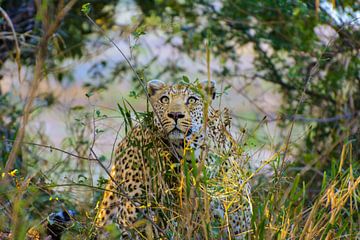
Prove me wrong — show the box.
[168,112,185,121]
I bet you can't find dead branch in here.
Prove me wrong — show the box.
[4,0,77,175]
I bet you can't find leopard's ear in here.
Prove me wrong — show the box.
[199,80,216,100]
[147,80,166,96]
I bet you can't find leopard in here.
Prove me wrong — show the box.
[96,80,252,239]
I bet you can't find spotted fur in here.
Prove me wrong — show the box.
[96,80,252,239]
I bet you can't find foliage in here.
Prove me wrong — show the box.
[132,0,360,167]
[0,92,22,168]
[251,143,359,239]
[0,1,359,239]
[0,0,117,80]
[0,96,358,239]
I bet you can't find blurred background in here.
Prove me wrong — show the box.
[0,0,359,239]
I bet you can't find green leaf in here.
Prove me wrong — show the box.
[223,84,231,93]
[95,128,104,134]
[97,176,108,186]
[81,3,92,15]
[123,99,141,122]
[289,174,300,202]
[99,155,106,162]
[85,92,93,98]
[129,90,139,99]
[117,103,128,133]
[182,75,190,84]
[78,174,88,183]
[122,99,133,129]
[71,105,84,111]
[321,171,327,193]
[133,25,146,39]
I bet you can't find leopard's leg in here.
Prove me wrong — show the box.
[97,194,141,239]
[210,197,228,238]
[116,199,158,240]
[96,180,119,227]
[208,179,252,239]
[96,180,126,239]
[228,205,251,240]
[228,182,252,240]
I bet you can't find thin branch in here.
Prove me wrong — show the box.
[90,148,117,188]
[3,139,98,161]
[83,13,184,161]
[108,122,124,169]
[0,7,21,84]
[225,79,269,117]
[4,0,78,176]
[288,112,357,123]
[231,112,358,123]
[281,17,359,168]
[213,15,337,104]
[43,0,78,42]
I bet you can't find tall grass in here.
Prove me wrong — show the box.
[251,141,359,239]
[0,4,358,240]
[1,100,358,239]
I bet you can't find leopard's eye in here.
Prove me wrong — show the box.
[160,96,170,104]
[187,96,198,104]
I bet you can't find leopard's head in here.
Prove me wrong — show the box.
[147,80,216,141]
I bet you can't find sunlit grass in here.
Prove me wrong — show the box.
[1,112,358,239]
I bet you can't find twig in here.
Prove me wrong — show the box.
[3,139,98,161]
[87,109,98,197]
[108,122,124,169]
[231,112,357,123]
[83,14,147,95]
[299,118,358,177]
[281,17,359,169]
[90,148,117,188]
[0,7,21,84]
[225,79,269,117]
[288,112,357,123]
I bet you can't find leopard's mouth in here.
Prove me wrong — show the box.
[168,126,192,139]
[170,126,180,132]
[169,127,183,135]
